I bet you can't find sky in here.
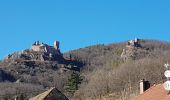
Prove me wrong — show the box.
[0,0,170,59]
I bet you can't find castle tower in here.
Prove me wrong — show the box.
[135,38,139,43]
[54,41,59,50]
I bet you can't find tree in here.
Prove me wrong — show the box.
[65,71,83,95]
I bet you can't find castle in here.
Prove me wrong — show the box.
[126,38,141,48]
[31,41,60,54]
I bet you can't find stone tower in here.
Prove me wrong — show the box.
[54,41,59,50]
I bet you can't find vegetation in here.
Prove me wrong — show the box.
[65,40,170,100]
[0,39,170,99]
[65,71,83,96]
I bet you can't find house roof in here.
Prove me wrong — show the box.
[136,84,170,100]
[29,87,69,100]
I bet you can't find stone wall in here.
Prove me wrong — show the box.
[32,45,42,52]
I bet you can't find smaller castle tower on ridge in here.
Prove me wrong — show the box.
[127,38,141,48]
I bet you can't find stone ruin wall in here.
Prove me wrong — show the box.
[32,45,42,52]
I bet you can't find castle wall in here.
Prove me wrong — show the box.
[46,46,59,54]
[32,45,41,51]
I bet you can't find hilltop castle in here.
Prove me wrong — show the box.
[126,38,141,48]
[31,40,60,54]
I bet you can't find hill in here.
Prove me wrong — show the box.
[64,39,170,100]
[0,39,170,100]
[0,41,83,99]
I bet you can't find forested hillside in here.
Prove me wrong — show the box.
[64,39,170,100]
[0,39,170,100]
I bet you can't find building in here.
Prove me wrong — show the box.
[29,87,69,100]
[31,41,60,54]
[136,79,170,100]
[127,38,141,48]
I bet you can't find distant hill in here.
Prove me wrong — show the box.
[0,39,170,100]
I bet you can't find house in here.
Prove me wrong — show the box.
[29,87,69,100]
[135,79,170,100]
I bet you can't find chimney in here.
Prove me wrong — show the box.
[140,79,150,94]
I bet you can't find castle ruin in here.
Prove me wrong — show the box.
[126,38,141,48]
[31,41,60,54]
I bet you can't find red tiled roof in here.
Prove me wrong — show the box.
[136,84,170,100]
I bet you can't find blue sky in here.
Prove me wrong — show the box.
[0,0,170,59]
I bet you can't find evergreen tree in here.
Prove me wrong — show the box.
[65,71,83,95]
